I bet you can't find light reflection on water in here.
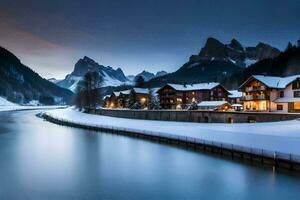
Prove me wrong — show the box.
[0,110,299,200]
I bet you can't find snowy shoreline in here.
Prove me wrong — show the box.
[42,108,300,157]
[0,96,67,112]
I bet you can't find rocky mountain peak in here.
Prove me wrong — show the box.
[72,56,101,76]
[228,39,244,52]
[191,37,281,68]
[199,37,227,60]
[155,70,167,77]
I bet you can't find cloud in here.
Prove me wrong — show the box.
[0,14,78,78]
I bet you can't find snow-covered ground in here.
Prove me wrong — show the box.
[0,96,66,112]
[43,108,300,156]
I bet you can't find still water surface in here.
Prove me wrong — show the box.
[0,110,299,200]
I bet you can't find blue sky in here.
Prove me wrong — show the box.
[0,0,299,79]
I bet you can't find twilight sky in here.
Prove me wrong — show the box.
[0,0,299,79]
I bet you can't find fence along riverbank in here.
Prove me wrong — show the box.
[91,109,300,123]
[41,112,300,172]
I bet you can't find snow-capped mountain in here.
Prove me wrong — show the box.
[190,37,281,67]
[48,78,60,84]
[57,56,131,91]
[128,70,168,82]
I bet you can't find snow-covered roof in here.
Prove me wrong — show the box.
[167,82,220,91]
[274,97,300,103]
[241,75,300,89]
[228,90,242,98]
[232,104,243,107]
[197,101,229,107]
[102,95,110,100]
[132,88,149,94]
[149,87,160,96]
[120,90,131,95]
[113,92,121,97]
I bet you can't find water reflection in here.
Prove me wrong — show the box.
[0,111,299,199]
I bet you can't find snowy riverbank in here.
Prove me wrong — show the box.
[0,96,67,112]
[43,108,300,156]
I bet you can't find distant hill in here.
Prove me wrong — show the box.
[0,46,73,105]
[221,45,300,89]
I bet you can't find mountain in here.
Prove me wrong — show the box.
[222,45,300,89]
[144,37,282,88]
[48,78,60,84]
[155,70,168,77]
[135,70,155,81]
[126,70,168,83]
[144,60,242,88]
[191,37,281,68]
[0,46,73,105]
[57,56,131,91]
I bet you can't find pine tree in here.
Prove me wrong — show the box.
[128,91,139,109]
[135,75,145,87]
[148,89,160,110]
[286,42,293,50]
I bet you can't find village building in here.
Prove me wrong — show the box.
[228,90,243,111]
[228,90,243,104]
[104,88,151,109]
[239,75,300,112]
[197,101,232,111]
[157,83,230,109]
[130,88,149,109]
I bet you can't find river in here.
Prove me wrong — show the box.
[0,110,299,199]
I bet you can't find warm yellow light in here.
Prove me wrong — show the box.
[176,98,182,102]
[141,98,146,103]
[176,104,182,109]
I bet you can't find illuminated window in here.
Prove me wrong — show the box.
[192,91,195,95]
[294,102,300,110]
[140,97,147,104]
[176,98,182,102]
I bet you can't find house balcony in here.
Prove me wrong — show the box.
[240,95,269,101]
[244,86,266,92]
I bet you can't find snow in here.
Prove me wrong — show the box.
[232,104,243,107]
[0,96,17,107]
[112,90,132,97]
[0,96,66,112]
[102,71,132,87]
[251,75,300,89]
[228,90,242,98]
[43,108,300,156]
[68,76,82,92]
[229,58,236,64]
[245,58,257,67]
[132,88,149,94]
[274,97,300,103]
[113,92,121,97]
[197,101,228,107]
[186,62,200,68]
[120,90,131,95]
[167,82,220,91]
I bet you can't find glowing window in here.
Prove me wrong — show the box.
[294,102,300,110]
